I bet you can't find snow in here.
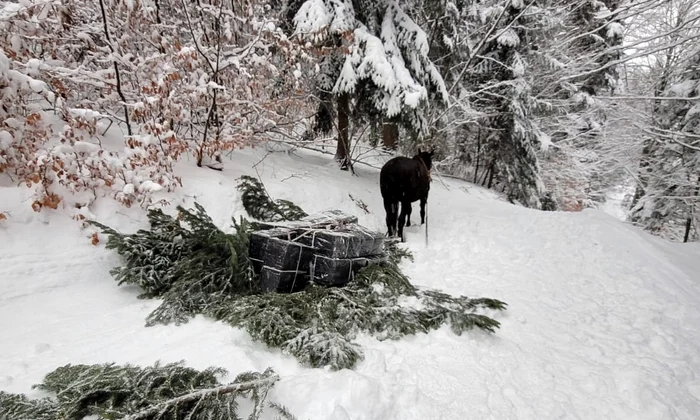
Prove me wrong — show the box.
[512,53,526,77]
[137,180,163,193]
[403,90,423,108]
[606,22,624,39]
[0,130,12,150]
[686,103,700,122]
[333,57,358,94]
[293,0,360,39]
[497,28,520,48]
[539,131,552,151]
[73,141,101,154]
[668,79,698,98]
[76,32,93,43]
[10,34,21,53]
[2,147,700,419]
[598,183,635,221]
[0,49,8,74]
[28,78,48,98]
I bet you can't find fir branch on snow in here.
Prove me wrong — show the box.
[0,393,58,420]
[237,175,308,222]
[0,362,293,420]
[90,203,259,326]
[210,245,505,370]
[92,199,507,371]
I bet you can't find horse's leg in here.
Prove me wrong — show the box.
[398,200,410,242]
[392,202,399,236]
[383,198,396,237]
[420,193,428,225]
[405,201,413,227]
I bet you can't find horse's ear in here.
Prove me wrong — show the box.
[418,147,422,154]
[429,148,435,157]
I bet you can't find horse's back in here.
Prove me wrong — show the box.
[380,156,429,202]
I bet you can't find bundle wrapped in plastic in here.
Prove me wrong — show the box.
[247,208,386,291]
[310,254,387,287]
[249,228,314,292]
[262,236,315,273]
[248,228,294,274]
[296,223,385,258]
[253,209,358,231]
[260,266,308,293]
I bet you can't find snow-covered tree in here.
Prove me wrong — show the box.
[623,0,700,241]
[391,1,554,207]
[631,52,700,241]
[287,0,448,169]
[425,0,550,207]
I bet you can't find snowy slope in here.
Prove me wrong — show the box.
[2,146,700,420]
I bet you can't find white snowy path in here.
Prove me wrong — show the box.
[2,147,700,419]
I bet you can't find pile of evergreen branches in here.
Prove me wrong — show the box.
[0,362,293,420]
[89,176,507,370]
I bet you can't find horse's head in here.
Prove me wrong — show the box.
[415,148,435,170]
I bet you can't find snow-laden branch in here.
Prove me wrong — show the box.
[446,0,515,96]
[596,95,700,101]
[559,32,700,82]
[638,126,700,152]
[120,373,280,420]
[552,0,667,51]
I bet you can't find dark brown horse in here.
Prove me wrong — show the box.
[379,149,433,241]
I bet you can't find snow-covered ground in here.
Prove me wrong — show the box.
[2,146,700,419]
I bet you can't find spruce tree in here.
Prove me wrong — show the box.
[286,0,449,165]
[473,1,548,207]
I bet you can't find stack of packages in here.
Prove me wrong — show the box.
[248,210,386,293]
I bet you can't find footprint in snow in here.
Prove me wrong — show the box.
[35,343,51,354]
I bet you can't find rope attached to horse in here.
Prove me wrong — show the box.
[417,156,431,247]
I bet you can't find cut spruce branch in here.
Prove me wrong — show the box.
[120,372,280,420]
[89,177,507,370]
[0,362,294,420]
[237,175,308,222]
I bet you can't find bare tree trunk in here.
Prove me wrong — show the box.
[369,116,380,147]
[98,0,131,136]
[684,177,700,243]
[474,126,482,184]
[480,164,490,186]
[487,161,496,189]
[683,218,692,243]
[192,1,224,170]
[154,0,162,24]
[382,122,398,150]
[336,92,350,170]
